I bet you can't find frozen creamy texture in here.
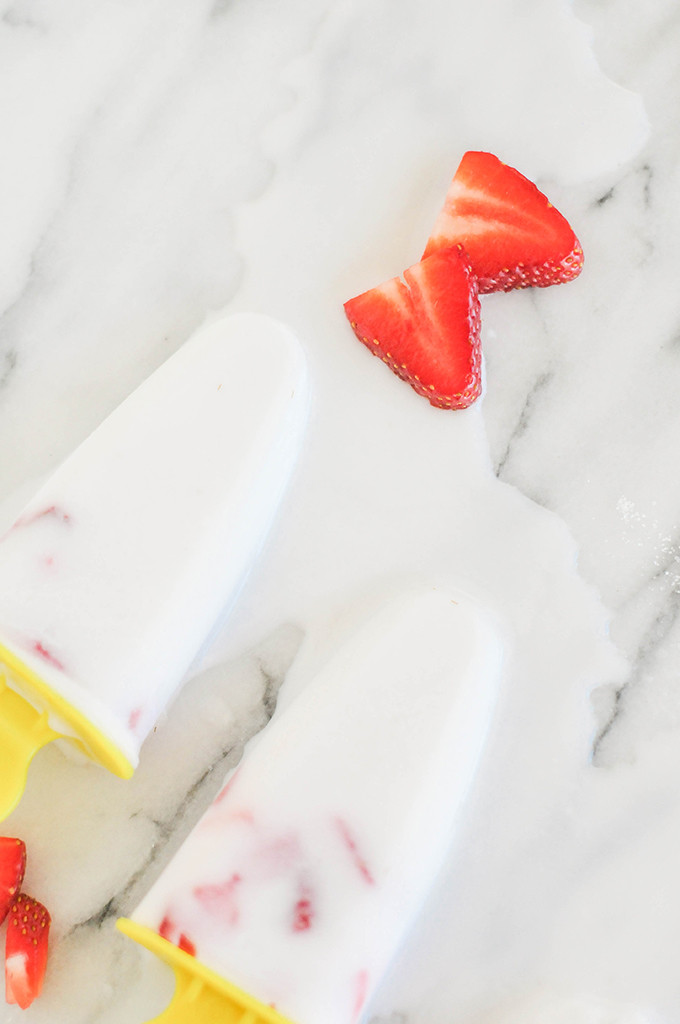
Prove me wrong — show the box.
[129,589,502,1024]
[0,312,308,766]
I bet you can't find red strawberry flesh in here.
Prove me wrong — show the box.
[5,894,50,1009]
[344,245,481,410]
[159,915,196,957]
[0,839,26,927]
[423,151,583,292]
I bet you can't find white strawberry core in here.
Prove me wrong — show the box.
[5,951,28,1005]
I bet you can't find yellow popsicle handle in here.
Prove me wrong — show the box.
[0,642,134,821]
[0,674,59,819]
[117,919,295,1024]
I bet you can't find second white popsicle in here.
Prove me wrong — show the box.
[120,588,502,1024]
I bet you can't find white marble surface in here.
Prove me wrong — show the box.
[0,0,678,1021]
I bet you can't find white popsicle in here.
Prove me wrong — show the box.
[0,312,308,811]
[120,588,502,1024]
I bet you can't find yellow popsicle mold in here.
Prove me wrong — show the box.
[0,640,133,820]
[117,919,295,1024]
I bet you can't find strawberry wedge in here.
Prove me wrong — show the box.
[5,895,51,1009]
[344,245,481,410]
[0,840,26,927]
[423,151,583,293]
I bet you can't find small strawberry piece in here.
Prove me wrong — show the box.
[353,969,370,1020]
[5,894,50,1009]
[292,880,315,933]
[178,933,196,957]
[157,917,195,954]
[344,245,481,410]
[423,151,583,293]
[334,817,375,886]
[292,896,314,932]
[0,839,26,926]
[158,915,196,957]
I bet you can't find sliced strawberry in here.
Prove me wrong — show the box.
[344,245,481,410]
[5,894,50,1009]
[423,151,583,293]
[0,839,26,926]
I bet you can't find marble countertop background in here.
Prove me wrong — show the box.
[0,0,679,1021]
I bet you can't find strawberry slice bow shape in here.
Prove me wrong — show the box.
[343,150,583,410]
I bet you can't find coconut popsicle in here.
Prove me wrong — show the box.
[0,311,309,818]
[118,588,502,1024]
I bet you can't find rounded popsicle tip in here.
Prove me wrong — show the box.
[116,918,295,1024]
[0,676,59,821]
